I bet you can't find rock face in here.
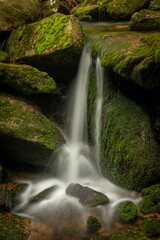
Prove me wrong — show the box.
[0,94,63,168]
[0,0,40,33]
[100,90,160,191]
[6,13,84,82]
[0,185,12,211]
[117,201,137,223]
[130,9,160,30]
[139,184,160,214]
[66,183,109,207]
[0,62,58,95]
[99,0,150,20]
[149,0,160,11]
[91,33,160,91]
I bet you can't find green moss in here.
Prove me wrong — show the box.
[32,186,55,202]
[78,14,92,22]
[0,62,58,95]
[149,0,160,11]
[0,50,8,62]
[117,201,137,223]
[139,218,160,237]
[71,4,99,19]
[89,193,109,207]
[139,184,160,214]
[109,227,149,240]
[101,91,160,191]
[86,216,101,227]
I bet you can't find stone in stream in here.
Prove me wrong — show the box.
[116,201,138,223]
[66,183,109,207]
[31,186,57,202]
[86,216,101,233]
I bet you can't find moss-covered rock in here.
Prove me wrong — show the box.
[139,218,160,237]
[149,0,160,11]
[0,62,58,95]
[78,14,92,22]
[6,13,84,82]
[0,94,63,168]
[102,0,150,20]
[66,183,109,207]
[32,186,56,202]
[0,50,8,63]
[130,9,160,31]
[117,201,137,223]
[71,4,99,21]
[0,0,40,33]
[139,184,160,214]
[91,33,160,91]
[86,216,101,233]
[108,227,150,240]
[100,90,160,191]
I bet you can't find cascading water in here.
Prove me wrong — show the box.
[13,46,141,238]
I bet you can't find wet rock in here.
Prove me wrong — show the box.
[66,183,109,207]
[0,185,12,211]
[0,0,40,34]
[130,9,160,31]
[139,184,160,214]
[6,13,84,83]
[0,62,58,95]
[139,218,160,237]
[116,201,137,223]
[31,186,57,202]
[108,227,150,239]
[0,50,8,63]
[86,216,101,233]
[0,93,63,169]
[91,32,160,91]
[149,0,160,11]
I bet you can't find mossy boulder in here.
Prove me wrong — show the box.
[108,227,150,240]
[0,50,8,63]
[130,9,160,31]
[71,4,99,21]
[0,94,63,168]
[101,0,150,20]
[86,216,101,233]
[78,14,92,22]
[149,0,160,11]
[0,0,40,33]
[6,13,84,83]
[91,33,160,91]
[66,183,109,207]
[0,185,12,211]
[139,184,160,214]
[100,90,160,191]
[0,62,58,95]
[139,218,160,237]
[117,201,137,223]
[32,186,56,202]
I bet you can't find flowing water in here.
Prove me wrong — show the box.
[13,45,141,238]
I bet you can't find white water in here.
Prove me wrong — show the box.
[14,46,141,237]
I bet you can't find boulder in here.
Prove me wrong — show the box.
[130,9,160,30]
[116,201,137,223]
[149,0,160,11]
[31,186,57,202]
[71,4,99,21]
[91,33,160,91]
[0,50,8,63]
[86,216,101,233]
[139,218,160,237]
[6,13,84,83]
[98,0,150,20]
[139,184,160,214]
[0,185,12,211]
[0,0,40,33]
[66,183,109,207]
[0,62,58,95]
[41,0,70,18]
[0,94,63,168]
[100,90,160,191]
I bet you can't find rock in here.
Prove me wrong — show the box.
[149,0,160,11]
[71,3,99,21]
[31,186,57,202]
[100,90,160,191]
[130,9,160,31]
[139,218,160,237]
[78,15,92,22]
[66,183,109,207]
[139,184,160,214]
[0,0,40,33]
[0,62,58,95]
[0,50,8,63]
[116,201,137,223]
[108,227,150,240]
[0,94,63,169]
[41,0,70,18]
[6,13,84,83]
[98,0,150,20]
[86,216,101,233]
[91,33,160,91]
[0,185,12,211]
